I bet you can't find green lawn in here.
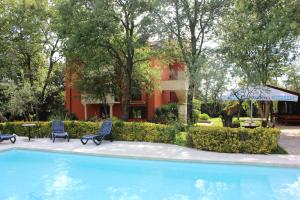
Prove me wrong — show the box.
[209,117,223,127]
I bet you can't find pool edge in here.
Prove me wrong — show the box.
[2,146,300,169]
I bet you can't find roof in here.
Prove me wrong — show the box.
[266,85,300,96]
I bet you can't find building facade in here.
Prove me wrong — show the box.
[65,58,188,121]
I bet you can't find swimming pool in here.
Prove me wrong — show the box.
[1,149,300,200]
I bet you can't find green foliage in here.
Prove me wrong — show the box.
[193,99,201,111]
[175,132,187,146]
[199,113,210,121]
[0,0,65,121]
[192,109,201,123]
[58,0,158,120]
[152,103,179,124]
[209,117,223,127]
[220,0,300,85]
[0,120,178,144]
[188,126,280,154]
[232,118,241,128]
[4,82,38,120]
[155,0,229,124]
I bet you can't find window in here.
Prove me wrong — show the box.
[129,106,147,119]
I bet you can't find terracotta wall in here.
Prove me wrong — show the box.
[66,58,185,121]
[65,79,85,120]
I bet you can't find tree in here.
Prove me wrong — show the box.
[58,0,158,120]
[155,0,229,124]
[220,0,300,85]
[0,0,65,120]
[220,0,300,120]
[282,64,300,92]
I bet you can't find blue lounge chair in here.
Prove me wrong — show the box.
[51,121,69,142]
[81,120,113,145]
[0,133,16,143]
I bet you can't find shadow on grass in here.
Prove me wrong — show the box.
[271,146,288,154]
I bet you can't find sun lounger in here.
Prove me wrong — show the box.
[51,121,69,142]
[0,133,16,143]
[81,120,112,145]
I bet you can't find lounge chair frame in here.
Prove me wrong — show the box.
[81,120,113,145]
[0,134,16,143]
[51,121,70,143]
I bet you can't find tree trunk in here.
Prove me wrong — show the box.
[187,81,195,125]
[121,74,131,121]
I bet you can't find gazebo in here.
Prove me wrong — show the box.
[222,85,299,125]
[267,85,300,125]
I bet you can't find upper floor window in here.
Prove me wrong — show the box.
[169,65,178,80]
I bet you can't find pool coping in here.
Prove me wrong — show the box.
[1,138,300,168]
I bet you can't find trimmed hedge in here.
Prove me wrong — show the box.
[188,126,280,154]
[0,120,177,144]
[0,121,281,154]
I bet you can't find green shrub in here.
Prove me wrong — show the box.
[192,109,200,123]
[152,103,178,124]
[175,132,187,146]
[231,118,241,128]
[199,113,210,120]
[188,126,280,154]
[0,120,177,144]
[113,121,177,143]
[193,99,201,111]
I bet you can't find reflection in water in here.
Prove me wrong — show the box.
[41,158,85,200]
[194,178,232,200]
[280,177,300,199]
[107,186,145,200]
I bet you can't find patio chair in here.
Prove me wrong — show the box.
[80,120,113,145]
[51,120,69,143]
[0,133,16,143]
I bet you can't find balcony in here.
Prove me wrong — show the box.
[81,94,118,104]
[160,79,188,91]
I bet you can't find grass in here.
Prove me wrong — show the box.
[209,117,223,127]
[205,117,264,127]
[271,146,288,154]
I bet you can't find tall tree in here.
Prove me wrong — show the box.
[58,0,158,120]
[155,0,229,124]
[220,0,300,85]
[0,0,65,120]
[220,0,300,120]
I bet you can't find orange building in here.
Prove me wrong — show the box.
[65,58,188,121]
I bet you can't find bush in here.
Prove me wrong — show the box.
[231,118,241,128]
[193,99,201,111]
[188,126,280,154]
[192,109,201,123]
[0,120,178,144]
[113,121,177,143]
[199,113,210,120]
[152,103,178,124]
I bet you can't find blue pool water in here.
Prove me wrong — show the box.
[1,150,300,200]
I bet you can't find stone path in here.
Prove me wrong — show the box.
[278,125,300,155]
[1,137,300,167]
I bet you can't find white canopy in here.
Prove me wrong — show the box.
[222,86,298,123]
[222,86,298,102]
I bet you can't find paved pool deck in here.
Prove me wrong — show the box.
[278,125,300,155]
[1,137,300,168]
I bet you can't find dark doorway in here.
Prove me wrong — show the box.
[100,104,110,119]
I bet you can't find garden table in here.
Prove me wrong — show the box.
[22,123,36,141]
[242,123,259,129]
